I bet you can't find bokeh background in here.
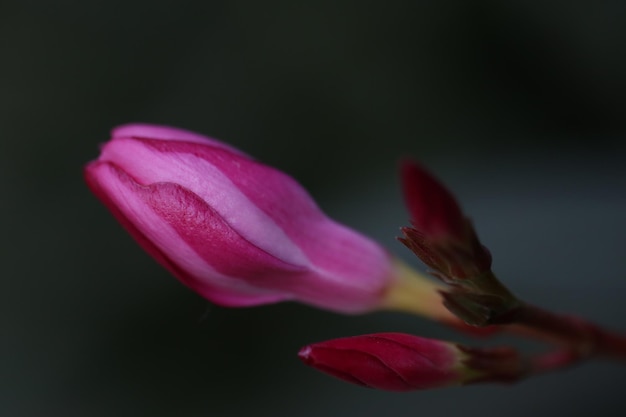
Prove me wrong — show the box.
[2,1,626,416]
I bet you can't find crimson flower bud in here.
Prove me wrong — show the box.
[398,160,519,326]
[299,333,526,391]
[398,159,492,279]
[299,333,461,391]
[85,124,441,314]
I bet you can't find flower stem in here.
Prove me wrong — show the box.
[529,348,582,374]
[512,303,626,360]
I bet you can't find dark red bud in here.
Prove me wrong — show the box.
[398,160,493,280]
[400,159,466,240]
[298,333,462,391]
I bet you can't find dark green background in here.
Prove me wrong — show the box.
[2,1,626,416]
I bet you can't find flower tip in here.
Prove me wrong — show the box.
[298,345,313,364]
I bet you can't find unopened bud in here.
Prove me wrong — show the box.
[299,333,463,391]
[299,332,527,391]
[86,124,410,314]
[398,160,519,326]
[399,160,492,279]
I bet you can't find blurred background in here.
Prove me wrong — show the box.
[2,0,626,416]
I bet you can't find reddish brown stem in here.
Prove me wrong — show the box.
[512,303,626,361]
[464,302,626,384]
[530,349,582,374]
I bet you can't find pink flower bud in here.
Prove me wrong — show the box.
[298,333,464,391]
[299,333,526,391]
[84,124,398,313]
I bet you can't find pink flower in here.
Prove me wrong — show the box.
[298,332,524,391]
[84,124,397,313]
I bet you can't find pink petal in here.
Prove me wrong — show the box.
[85,160,290,307]
[112,123,247,156]
[132,138,394,297]
[98,137,309,268]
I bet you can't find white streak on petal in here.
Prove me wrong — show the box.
[93,163,288,304]
[99,138,309,268]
